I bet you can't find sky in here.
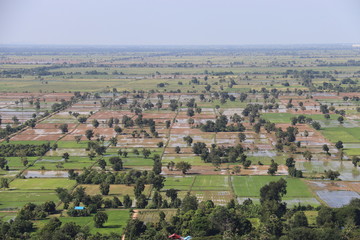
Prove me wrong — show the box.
[0,0,359,45]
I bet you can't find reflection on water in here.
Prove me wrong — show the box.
[316,190,359,208]
[22,170,69,178]
[296,160,360,181]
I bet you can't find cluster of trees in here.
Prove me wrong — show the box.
[123,178,360,240]
[1,216,122,239]
[193,142,250,167]
[56,186,123,211]
[72,169,165,189]
[0,142,51,157]
[199,115,246,132]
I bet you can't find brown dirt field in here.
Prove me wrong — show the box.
[87,110,134,120]
[11,134,61,141]
[34,123,78,129]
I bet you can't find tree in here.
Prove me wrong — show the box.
[0,178,9,189]
[337,116,344,124]
[311,121,321,130]
[323,144,330,155]
[114,125,122,134]
[136,194,148,208]
[232,165,241,175]
[285,157,295,168]
[123,219,147,240]
[324,170,340,180]
[304,130,309,138]
[85,129,94,140]
[142,148,151,158]
[109,137,117,146]
[183,135,193,146]
[175,161,192,174]
[267,159,278,176]
[93,212,108,228]
[335,141,343,150]
[74,135,82,143]
[238,133,246,142]
[181,193,198,212]
[165,120,171,129]
[152,191,163,208]
[316,206,336,227]
[152,156,162,175]
[352,156,360,167]
[167,161,175,171]
[157,141,164,148]
[92,119,99,128]
[134,179,145,198]
[303,150,313,161]
[243,160,251,169]
[152,175,165,191]
[62,152,70,161]
[175,146,181,154]
[98,159,107,170]
[100,182,110,195]
[289,211,308,228]
[123,194,132,208]
[59,124,68,133]
[109,157,123,171]
[187,108,195,117]
[21,157,28,166]
[77,116,88,124]
[260,178,287,219]
[0,157,8,169]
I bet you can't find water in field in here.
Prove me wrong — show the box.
[22,170,69,178]
[296,160,360,181]
[248,150,277,157]
[316,190,359,208]
[36,158,65,163]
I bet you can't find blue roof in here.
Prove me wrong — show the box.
[74,206,85,210]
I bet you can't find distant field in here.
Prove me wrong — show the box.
[232,176,314,198]
[10,178,76,190]
[34,209,130,235]
[261,113,340,123]
[321,127,360,143]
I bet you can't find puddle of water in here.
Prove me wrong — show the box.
[316,190,359,208]
[297,160,360,181]
[22,170,69,178]
[248,150,277,157]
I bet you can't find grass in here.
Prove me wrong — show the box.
[261,113,340,124]
[5,157,38,169]
[77,184,152,198]
[232,176,314,198]
[10,178,76,190]
[137,209,177,223]
[35,209,130,235]
[162,156,210,166]
[29,156,94,170]
[192,175,230,191]
[321,127,360,143]
[164,176,194,191]
[0,190,59,210]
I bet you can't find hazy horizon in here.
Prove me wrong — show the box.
[1,0,360,45]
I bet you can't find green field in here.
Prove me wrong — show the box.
[10,178,76,190]
[261,113,340,124]
[321,127,360,143]
[35,209,130,235]
[232,176,313,198]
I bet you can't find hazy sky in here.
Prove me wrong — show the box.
[0,0,359,45]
